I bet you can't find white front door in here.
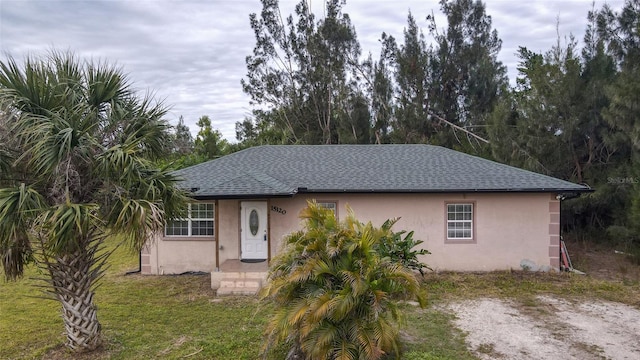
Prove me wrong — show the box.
[240,201,268,260]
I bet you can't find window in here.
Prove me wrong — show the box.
[446,203,473,240]
[318,201,337,216]
[165,203,214,237]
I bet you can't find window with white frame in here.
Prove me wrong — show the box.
[318,201,337,216]
[446,203,473,240]
[165,203,214,237]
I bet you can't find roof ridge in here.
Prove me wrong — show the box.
[245,171,296,194]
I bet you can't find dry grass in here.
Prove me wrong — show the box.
[566,239,640,284]
[419,239,640,308]
[422,270,639,307]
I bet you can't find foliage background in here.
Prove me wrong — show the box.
[167,0,640,252]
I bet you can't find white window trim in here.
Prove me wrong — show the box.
[317,201,338,218]
[165,203,214,237]
[446,203,474,241]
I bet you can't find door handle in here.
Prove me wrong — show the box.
[264,231,267,241]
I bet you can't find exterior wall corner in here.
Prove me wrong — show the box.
[548,198,561,268]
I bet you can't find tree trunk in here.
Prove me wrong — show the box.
[47,249,102,352]
[286,341,305,360]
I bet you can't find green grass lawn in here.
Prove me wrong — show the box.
[0,239,280,360]
[1,238,638,360]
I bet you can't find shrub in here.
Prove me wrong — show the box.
[261,201,428,360]
[376,218,431,275]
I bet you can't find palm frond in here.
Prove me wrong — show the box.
[97,147,187,250]
[0,144,13,178]
[109,199,164,252]
[110,95,171,159]
[85,58,130,109]
[0,184,46,279]
[308,322,339,359]
[37,202,101,254]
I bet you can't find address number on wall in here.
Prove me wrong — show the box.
[271,205,287,215]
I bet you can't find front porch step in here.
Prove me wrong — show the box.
[211,271,268,296]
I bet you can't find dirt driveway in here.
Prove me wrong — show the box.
[448,296,640,359]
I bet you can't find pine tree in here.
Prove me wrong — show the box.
[427,0,507,149]
[390,13,432,144]
[241,0,371,145]
[594,0,640,241]
[172,116,194,155]
[194,115,230,159]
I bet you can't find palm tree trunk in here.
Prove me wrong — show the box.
[286,340,304,360]
[47,248,102,352]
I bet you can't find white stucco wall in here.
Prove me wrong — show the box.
[143,193,560,274]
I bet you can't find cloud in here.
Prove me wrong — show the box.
[0,0,625,141]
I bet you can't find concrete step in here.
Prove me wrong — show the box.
[211,271,268,296]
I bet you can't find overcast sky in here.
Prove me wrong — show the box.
[0,0,624,141]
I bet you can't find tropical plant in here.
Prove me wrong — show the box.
[376,218,431,276]
[0,51,187,352]
[261,201,427,360]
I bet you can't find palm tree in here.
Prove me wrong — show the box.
[261,201,427,360]
[0,51,187,352]
[0,123,11,179]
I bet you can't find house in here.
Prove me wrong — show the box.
[141,144,590,294]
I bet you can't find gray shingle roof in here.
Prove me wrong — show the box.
[173,145,590,198]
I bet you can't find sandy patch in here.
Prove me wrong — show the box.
[448,297,640,360]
